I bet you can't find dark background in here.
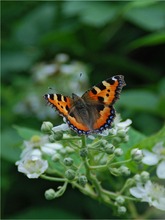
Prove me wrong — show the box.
[1,1,165,219]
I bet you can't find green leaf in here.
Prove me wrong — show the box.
[122,127,146,153]
[125,31,165,52]
[13,3,56,45]
[1,129,22,162]
[80,2,118,26]
[64,2,119,26]
[133,124,165,150]
[125,125,165,173]
[13,125,41,140]
[120,90,159,114]
[2,51,40,75]
[125,3,165,31]
[98,54,159,81]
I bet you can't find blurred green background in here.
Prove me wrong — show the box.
[1,1,165,219]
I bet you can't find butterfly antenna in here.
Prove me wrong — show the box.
[79,72,83,78]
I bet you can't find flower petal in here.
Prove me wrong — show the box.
[152,142,164,155]
[157,161,165,179]
[142,150,159,165]
[129,185,145,199]
[117,119,132,128]
[52,123,69,132]
[152,198,165,211]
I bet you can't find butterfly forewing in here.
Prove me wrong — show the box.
[44,94,72,117]
[82,75,126,106]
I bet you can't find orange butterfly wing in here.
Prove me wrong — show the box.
[44,75,126,135]
[81,75,126,131]
[82,75,126,105]
[44,94,72,117]
[44,94,90,134]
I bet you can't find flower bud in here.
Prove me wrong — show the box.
[79,148,88,158]
[131,148,143,162]
[116,196,125,205]
[119,166,130,176]
[45,188,56,200]
[41,121,53,134]
[134,174,141,182]
[65,169,76,180]
[100,140,108,148]
[63,157,73,166]
[78,175,88,187]
[51,154,60,162]
[104,144,115,154]
[141,171,150,183]
[113,137,122,145]
[118,206,127,215]
[117,130,126,138]
[48,134,56,143]
[52,131,63,141]
[123,135,129,143]
[114,148,123,157]
[125,178,135,188]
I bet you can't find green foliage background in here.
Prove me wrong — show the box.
[1,1,165,219]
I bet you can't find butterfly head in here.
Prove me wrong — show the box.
[72,93,81,101]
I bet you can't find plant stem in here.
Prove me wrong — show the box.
[41,174,66,182]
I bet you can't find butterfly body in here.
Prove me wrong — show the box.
[44,75,126,135]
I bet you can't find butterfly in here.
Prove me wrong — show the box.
[44,75,126,135]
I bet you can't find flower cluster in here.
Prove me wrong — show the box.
[13,53,89,120]
[130,180,165,211]
[16,135,65,178]
[15,115,165,215]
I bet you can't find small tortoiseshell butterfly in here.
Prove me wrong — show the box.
[44,75,126,135]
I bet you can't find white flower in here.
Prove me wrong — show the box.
[142,142,165,179]
[130,180,165,211]
[55,53,69,63]
[112,118,132,135]
[52,123,69,133]
[20,135,49,159]
[33,63,57,82]
[16,149,48,178]
[157,161,165,179]
[41,143,63,156]
[16,135,53,178]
